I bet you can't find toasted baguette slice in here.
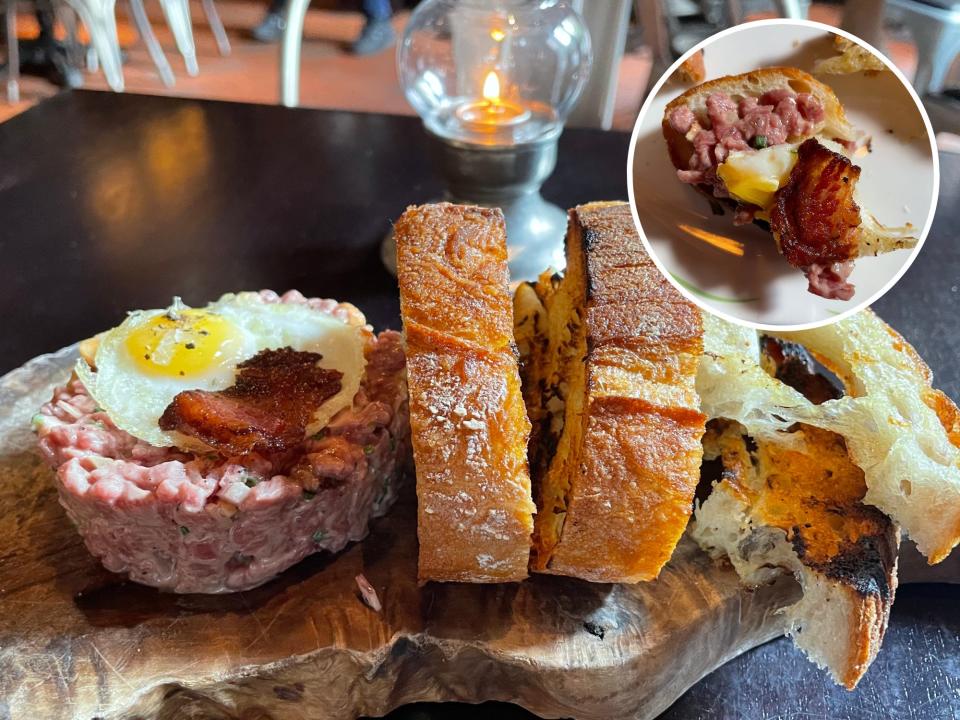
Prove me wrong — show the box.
[662,67,859,172]
[697,310,960,564]
[395,203,535,583]
[692,420,898,689]
[515,201,706,583]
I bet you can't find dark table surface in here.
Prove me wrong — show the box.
[0,90,958,719]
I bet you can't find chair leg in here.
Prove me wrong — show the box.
[89,1,124,91]
[280,0,310,107]
[159,0,198,76]
[201,0,230,56]
[66,0,124,91]
[126,0,175,86]
[5,0,19,103]
[56,3,81,69]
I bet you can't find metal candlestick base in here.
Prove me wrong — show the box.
[380,125,568,283]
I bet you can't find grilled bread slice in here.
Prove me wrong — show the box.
[515,201,706,583]
[777,314,960,563]
[662,67,916,299]
[692,419,898,689]
[395,203,535,583]
[697,310,960,564]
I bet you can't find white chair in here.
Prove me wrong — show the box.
[201,0,230,57]
[158,0,198,75]
[64,0,124,90]
[3,0,123,99]
[886,0,960,94]
[130,0,231,86]
[280,0,310,107]
[160,0,232,77]
[127,0,175,85]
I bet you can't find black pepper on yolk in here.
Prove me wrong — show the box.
[123,309,244,379]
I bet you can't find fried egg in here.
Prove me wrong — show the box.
[76,293,367,451]
[718,139,849,211]
[718,143,800,210]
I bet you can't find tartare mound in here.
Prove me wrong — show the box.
[35,291,410,594]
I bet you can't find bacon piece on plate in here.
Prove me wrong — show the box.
[160,347,343,455]
[770,138,862,300]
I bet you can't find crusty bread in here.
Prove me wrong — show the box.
[515,201,706,583]
[674,50,706,84]
[395,203,535,583]
[692,420,898,690]
[777,313,960,563]
[697,310,960,564]
[815,35,886,75]
[662,67,859,172]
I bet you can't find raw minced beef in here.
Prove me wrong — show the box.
[668,89,825,197]
[35,292,410,594]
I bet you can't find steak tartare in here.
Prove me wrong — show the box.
[667,88,826,196]
[34,291,410,593]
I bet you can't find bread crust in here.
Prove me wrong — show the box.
[526,202,706,583]
[662,66,857,172]
[838,578,896,689]
[777,309,960,563]
[697,420,898,689]
[815,34,886,75]
[674,51,706,84]
[395,204,535,583]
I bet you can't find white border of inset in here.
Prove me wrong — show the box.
[625,18,940,332]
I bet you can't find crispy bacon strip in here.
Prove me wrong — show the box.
[771,139,862,300]
[159,347,343,455]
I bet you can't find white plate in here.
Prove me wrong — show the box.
[627,19,939,330]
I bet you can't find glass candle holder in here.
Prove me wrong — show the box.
[383,0,592,281]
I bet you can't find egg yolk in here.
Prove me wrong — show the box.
[124,309,241,378]
[717,146,799,210]
[718,166,782,208]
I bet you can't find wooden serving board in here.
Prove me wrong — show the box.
[0,347,948,720]
[0,347,795,719]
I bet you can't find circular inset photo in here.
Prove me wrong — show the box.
[627,19,939,330]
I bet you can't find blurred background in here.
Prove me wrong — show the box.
[2,0,959,136]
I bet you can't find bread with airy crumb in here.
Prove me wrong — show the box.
[697,309,960,564]
[692,420,898,690]
[777,312,960,563]
[395,203,536,583]
[515,201,706,583]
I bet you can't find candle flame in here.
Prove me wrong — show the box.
[482,71,501,102]
[490,28,505,42]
